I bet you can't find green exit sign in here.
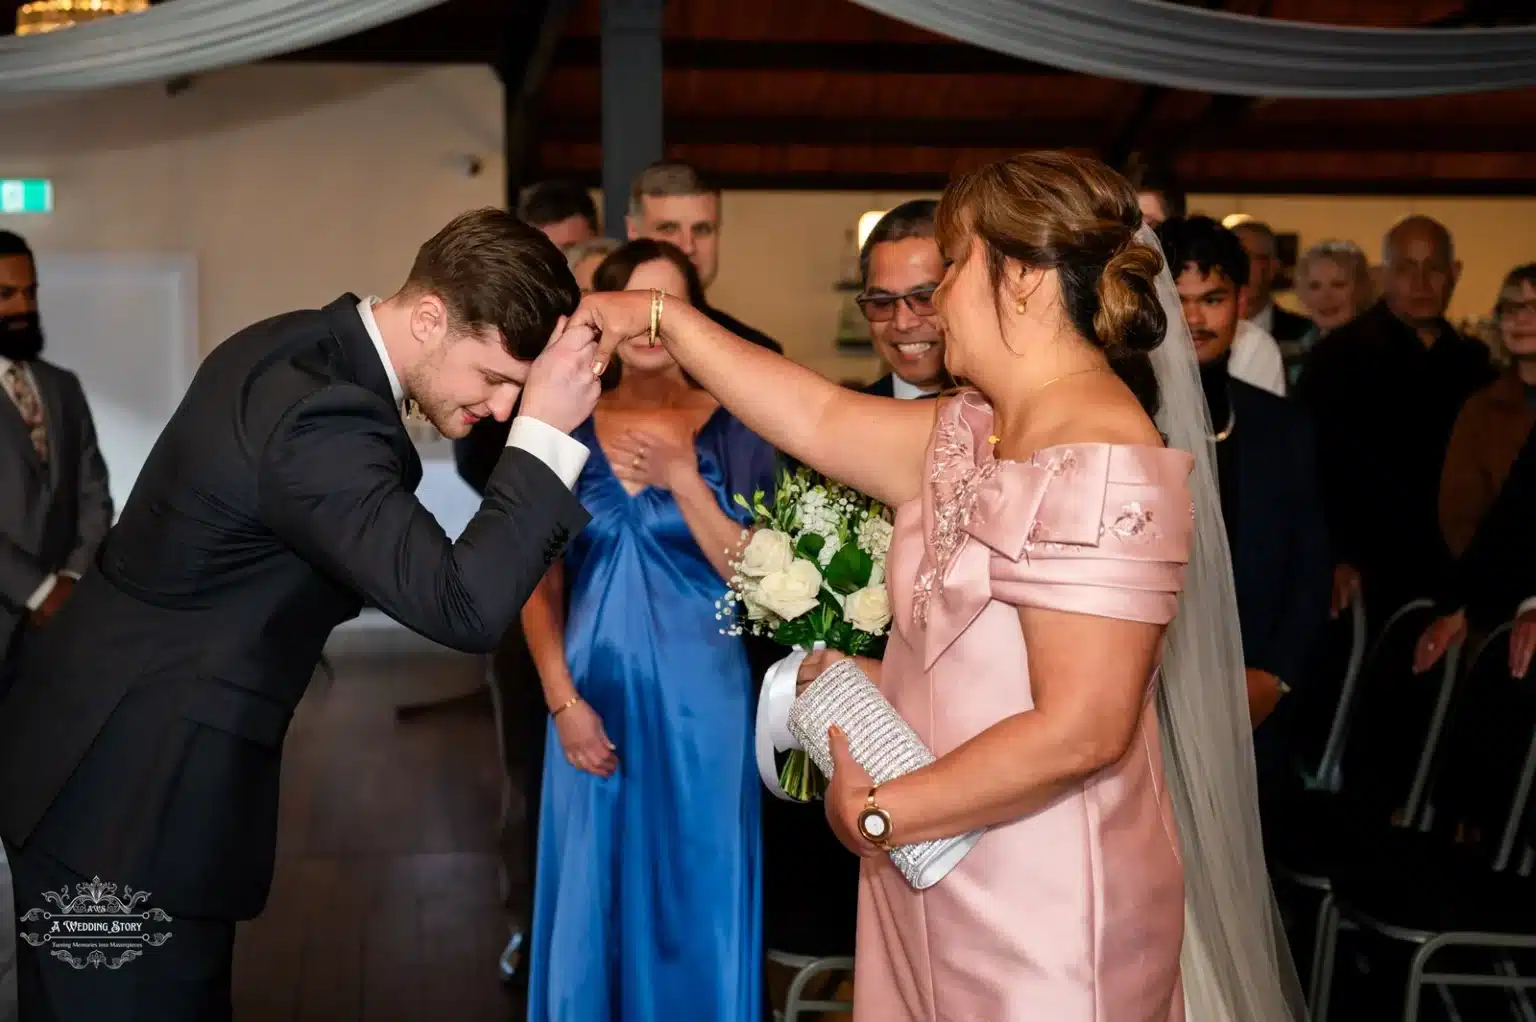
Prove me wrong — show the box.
[0,179,51,214]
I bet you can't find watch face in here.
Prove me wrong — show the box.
[860,808,890,840]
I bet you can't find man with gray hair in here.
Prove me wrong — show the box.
[1297,214,1495,621]
[626,161,781,353]
[1233,220,1312,345]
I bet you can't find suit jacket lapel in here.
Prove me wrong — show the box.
[324,294,396,409]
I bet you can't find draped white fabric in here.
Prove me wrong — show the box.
[0,0,450,94]
[853,0,1536,98]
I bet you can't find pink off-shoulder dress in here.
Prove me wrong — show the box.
[857,390,1196,1022]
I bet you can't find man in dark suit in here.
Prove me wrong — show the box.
[0,231,113,685]
[1158,216,1333,790]
[1296,215,1495,623]
[854,200,948,400]
[0,208,602,1021]
[1232,220,1312,345]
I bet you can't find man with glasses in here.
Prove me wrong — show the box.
[854,200,947,398]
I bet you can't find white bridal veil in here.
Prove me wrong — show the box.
[1136,224,1310,1021]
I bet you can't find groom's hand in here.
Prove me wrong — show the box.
[521,316,601,434]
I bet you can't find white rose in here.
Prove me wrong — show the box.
[754,560,824,621]
[738,528,795,577]
[740,585,773,621]
[844,585,892,634]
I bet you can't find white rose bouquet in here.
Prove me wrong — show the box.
[720,465,894,801]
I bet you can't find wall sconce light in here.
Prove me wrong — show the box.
[1222,213,1253,230]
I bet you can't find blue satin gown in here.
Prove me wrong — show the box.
[527,407,775,1021]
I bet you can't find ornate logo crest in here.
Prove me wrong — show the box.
[18,876,174,970]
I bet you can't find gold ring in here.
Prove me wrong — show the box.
[648,288,663,348]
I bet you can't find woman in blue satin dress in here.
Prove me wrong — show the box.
[523,239,775,1021]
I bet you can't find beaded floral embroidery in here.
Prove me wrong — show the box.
[1107,501,1158,542]
[912,403,1080,627]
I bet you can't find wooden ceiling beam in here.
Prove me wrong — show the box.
[529,160,1536,196]
[537,114,1536,155]
[278,30,1064,75]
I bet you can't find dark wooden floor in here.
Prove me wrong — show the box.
[232,650,522,1022]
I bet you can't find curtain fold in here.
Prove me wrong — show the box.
[0,0,450,94]
[853,0,1536,97]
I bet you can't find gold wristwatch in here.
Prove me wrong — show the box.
[856,786,894,849]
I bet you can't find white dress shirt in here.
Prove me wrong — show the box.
[356,297,589,488]
[890,375,932,401]
[1247,302,1275,338]
[1228,320,1287,398]
[2,354,75,611]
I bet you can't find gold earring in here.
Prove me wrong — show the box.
[1015,301,1026,315]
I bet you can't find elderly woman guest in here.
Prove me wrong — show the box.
[1289,240,1374,385]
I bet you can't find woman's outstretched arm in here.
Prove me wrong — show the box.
[572,292,936,508]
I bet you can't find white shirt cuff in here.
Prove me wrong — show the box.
[507,416,589,491]
[25,573,57,612]
[1517,596,1536,618]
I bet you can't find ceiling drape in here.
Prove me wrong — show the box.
[0,0,449,94]
[853,0,1536,97]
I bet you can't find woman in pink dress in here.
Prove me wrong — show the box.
[568,152,1305,1022]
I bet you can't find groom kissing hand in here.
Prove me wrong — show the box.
[0,208,598,1022]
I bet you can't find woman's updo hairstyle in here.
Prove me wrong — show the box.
[935,151,1167,416]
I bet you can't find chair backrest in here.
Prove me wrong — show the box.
[1295,596,1369,789]
[1419,622,1536,870]
[1335,599,1455,820]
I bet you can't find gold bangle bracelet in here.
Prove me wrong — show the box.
[550,696,580,717]
[648,288,664,348]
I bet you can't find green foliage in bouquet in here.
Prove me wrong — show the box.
[720,465,895,801]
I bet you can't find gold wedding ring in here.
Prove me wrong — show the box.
[648,288,664,348]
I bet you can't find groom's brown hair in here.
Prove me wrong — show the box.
[404,207,581,360]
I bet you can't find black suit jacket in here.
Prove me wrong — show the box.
[1265,304,1313,345]
[1295,300,1495,603]
[1220,380,1333,780]
[0,294,589,920]
[1224,380,1333,689]
[0,358,113,659]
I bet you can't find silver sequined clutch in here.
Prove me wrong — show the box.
[788,658,984,889]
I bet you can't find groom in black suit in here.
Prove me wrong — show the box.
[0,208,602,1021]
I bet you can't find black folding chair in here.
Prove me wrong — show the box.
[1263,599,1461,1008]
[1314,621,1536,1022]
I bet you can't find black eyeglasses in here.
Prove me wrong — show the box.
[1496,298,1536,319]
[855,287,938,323]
